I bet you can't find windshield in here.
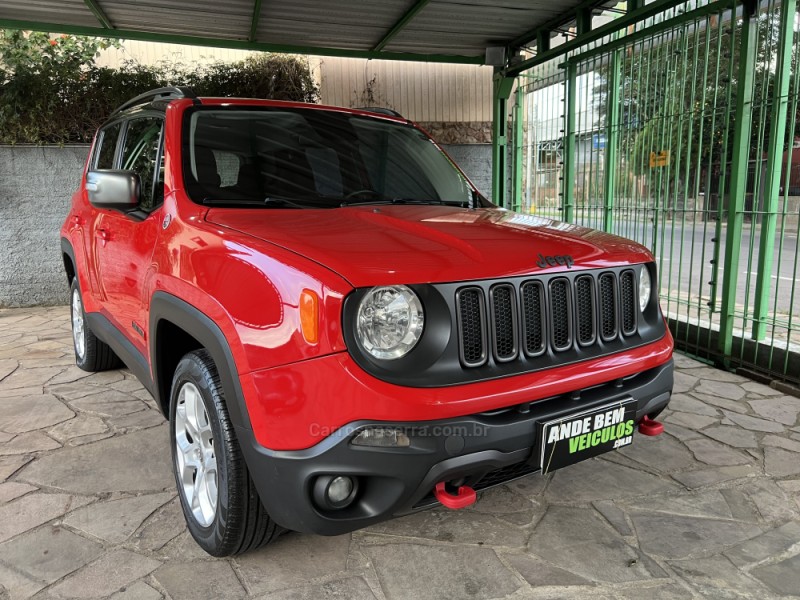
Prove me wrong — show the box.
[182,107,488,208]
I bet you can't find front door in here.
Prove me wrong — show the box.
[93,115,165,355]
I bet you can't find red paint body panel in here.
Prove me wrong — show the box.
[206,206,653,287]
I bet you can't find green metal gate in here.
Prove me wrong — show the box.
[510,0,800,384]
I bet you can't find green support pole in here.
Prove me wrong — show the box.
[249,0,263,42]
[563,62,578,223]
[752,0,796,340]
[512,85,525,212]
[576,8,592,36]
[492,73,515,208]
[536,30,550,54]
[603,50,622,232]
[718,9,758,360]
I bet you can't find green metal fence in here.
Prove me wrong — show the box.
[512,0,800,384]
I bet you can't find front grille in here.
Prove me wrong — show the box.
[490,284,518,362]
[575,276,596,346]
[620,270,637,335]
[549,278,572,351]
[521,281,545,356]
[456,287,487,367]
[599,273,617,340]
[456,268,642,369]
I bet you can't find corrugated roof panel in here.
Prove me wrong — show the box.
[259,22,390,51]
[256,0,409,49]
[0,0,614,61]
[0,0,98,27]
[399,2,567,37]
[383,0,587,54]
[101,1,252,38]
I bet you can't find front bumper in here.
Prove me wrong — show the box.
[237,359,673,535]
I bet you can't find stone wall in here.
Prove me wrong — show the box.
[0,145,89,308]
[419,122,492,144]
[0,143,493,307]
[442,144,493,197]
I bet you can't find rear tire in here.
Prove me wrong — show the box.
[70,279,121,372]
[170,349,281,556]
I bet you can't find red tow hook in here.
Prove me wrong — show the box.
[638,415,664,436]
[434,482,477,509]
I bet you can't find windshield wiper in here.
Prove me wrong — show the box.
[202,198,269,208]
[263,196,310,209]
[340,197,446,207]
[201,197,320,209]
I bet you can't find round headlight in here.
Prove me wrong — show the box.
[356,285,424,360]
[639,266,652,312]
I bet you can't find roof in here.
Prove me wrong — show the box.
[0,0,614,65]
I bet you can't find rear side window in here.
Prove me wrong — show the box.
[120,117,164,212]
[94,122,122,169]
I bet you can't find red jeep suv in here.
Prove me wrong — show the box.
[60,87,673,556]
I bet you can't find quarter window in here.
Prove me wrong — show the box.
[120,117,164,212]
[94,122,122,170]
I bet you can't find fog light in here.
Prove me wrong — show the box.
[352,427,411,448]
[313,475,359,510]
[327,476,353,504]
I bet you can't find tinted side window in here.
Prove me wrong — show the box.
[120,117,164,212]
[95,122,122,169]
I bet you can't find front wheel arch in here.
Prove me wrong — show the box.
[149,292,252,430]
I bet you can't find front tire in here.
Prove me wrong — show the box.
[70,279,120,372]
[170,349,281,556]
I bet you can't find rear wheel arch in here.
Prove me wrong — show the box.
[61,238,78,286]
[149,292,252,430]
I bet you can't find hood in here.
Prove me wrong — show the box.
[205,205,653,288]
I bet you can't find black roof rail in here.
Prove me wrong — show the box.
[111,86,199,116]
[355,106,404,118]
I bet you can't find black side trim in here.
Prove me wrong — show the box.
[149,292,252,430]
[84,312,155,398]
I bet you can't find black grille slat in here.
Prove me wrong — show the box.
[599,273,618,340]
[620,270,637,335]
[575,276,596,346]
[521,281,545,356]
[550,278,572,351]
[457,288,487,366]
[490,285,518,362]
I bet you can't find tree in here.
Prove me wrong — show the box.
[0,30,320,144]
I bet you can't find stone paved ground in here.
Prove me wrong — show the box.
[0,306,799,599]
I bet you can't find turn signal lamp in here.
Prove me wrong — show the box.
[300,289,319,344]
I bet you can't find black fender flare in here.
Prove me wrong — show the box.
[60,237,77,285]
[149,291,252,430]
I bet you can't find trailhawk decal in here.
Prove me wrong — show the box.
[537,398,637,474]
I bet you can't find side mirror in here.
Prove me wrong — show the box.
[85,170,141,211]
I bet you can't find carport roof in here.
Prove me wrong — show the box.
[0,0,615,64]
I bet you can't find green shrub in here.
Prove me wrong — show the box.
[0,30,320,144]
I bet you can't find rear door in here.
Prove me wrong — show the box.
[92,115,165,354]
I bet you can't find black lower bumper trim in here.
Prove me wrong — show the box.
[238,359,673,535]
